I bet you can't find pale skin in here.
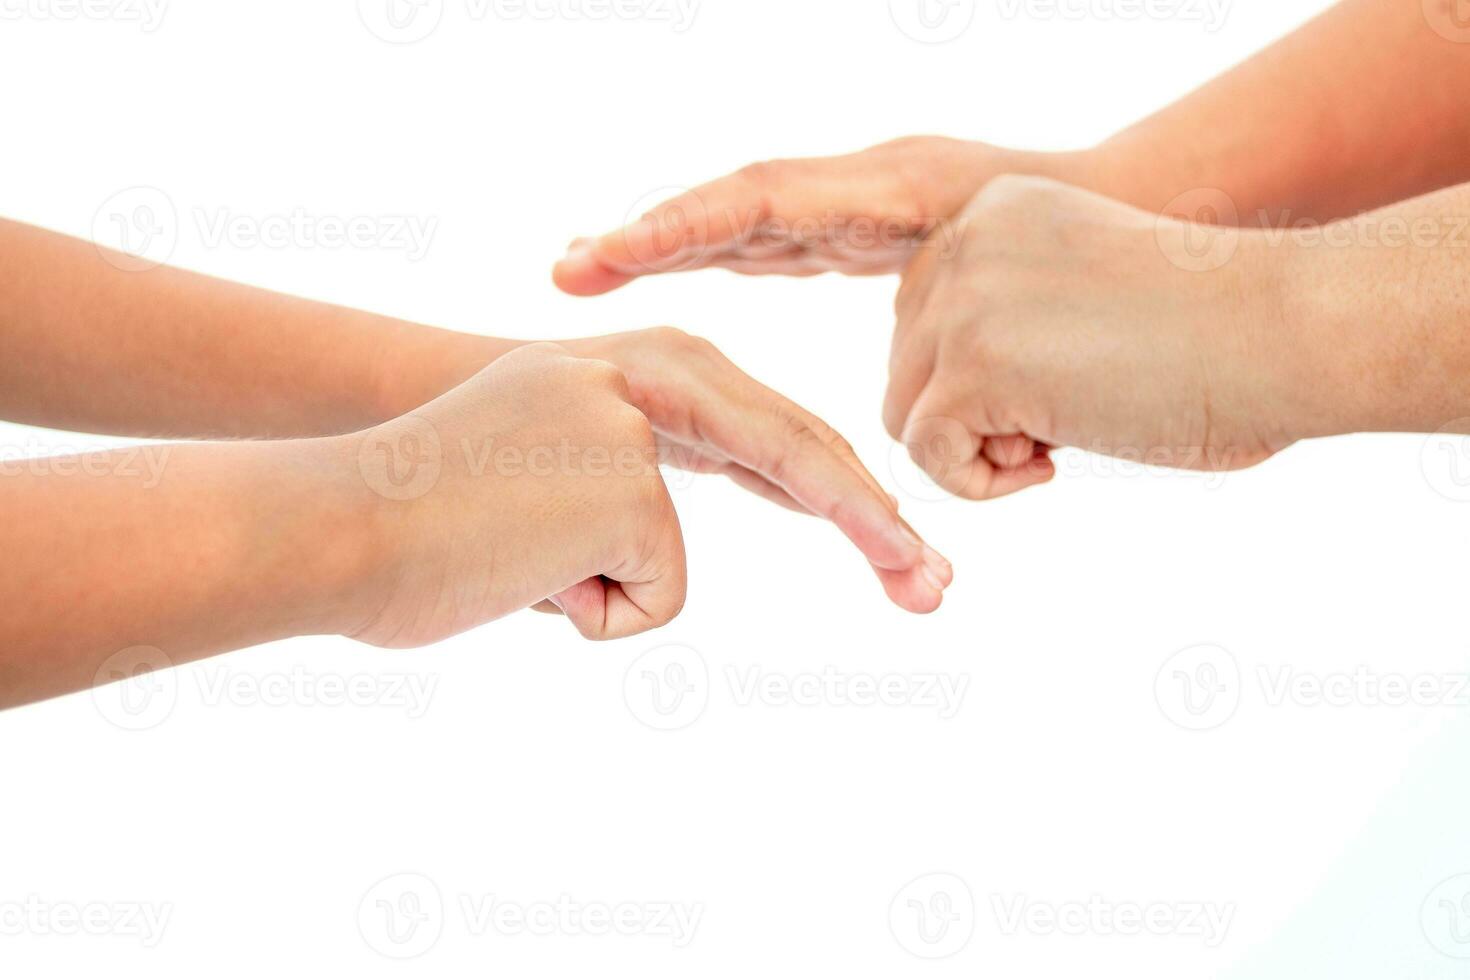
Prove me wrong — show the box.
[0,221,951,711]
[554,0,1470,496]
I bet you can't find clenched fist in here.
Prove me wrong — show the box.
[887,176,1312,500]
[349,343,686,645]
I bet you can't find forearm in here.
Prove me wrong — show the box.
[1074,0,1470,223]
[0,438,377,708]
[1279,181,1470,437]
[0,218,514,438]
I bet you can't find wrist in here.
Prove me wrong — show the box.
[368,325,514,425]
[275,434,402,639]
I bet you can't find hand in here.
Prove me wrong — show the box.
[563,327,952,613]
[346,343,686,644]
[553,137,1091,294]
[887,176,1315,500]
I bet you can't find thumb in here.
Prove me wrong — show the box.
[901,386,1054,501]
[551,485,688,640]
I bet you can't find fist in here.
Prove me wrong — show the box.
[887,175,1305,500]
[348,343,685,646]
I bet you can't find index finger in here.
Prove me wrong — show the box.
[553,173,767,296]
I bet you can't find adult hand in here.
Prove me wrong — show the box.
[886,175,1312,501]
[553,137,1090,294]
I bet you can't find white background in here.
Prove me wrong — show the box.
[3,0,1470,976]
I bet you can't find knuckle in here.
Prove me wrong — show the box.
[644,325,720,359]
[970,173,1059,216]
[582,356,631,391]
[615,404,658,448]
[736,159,785,186]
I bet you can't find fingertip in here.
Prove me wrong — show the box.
[552,247,634,296]
[873,563,947,615]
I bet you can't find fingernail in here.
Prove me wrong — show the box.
[895,518,923,550]
[923,545,951,570]
[921,562,946,592]
[547,594,566,612]
[561,242,593,265]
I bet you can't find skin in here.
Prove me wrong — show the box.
[552,0,1470,493]
[0,222,951,711]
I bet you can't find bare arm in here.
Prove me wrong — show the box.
[553,0,1470,293]
[0,217,510,439]
[1094,0,1470,222]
